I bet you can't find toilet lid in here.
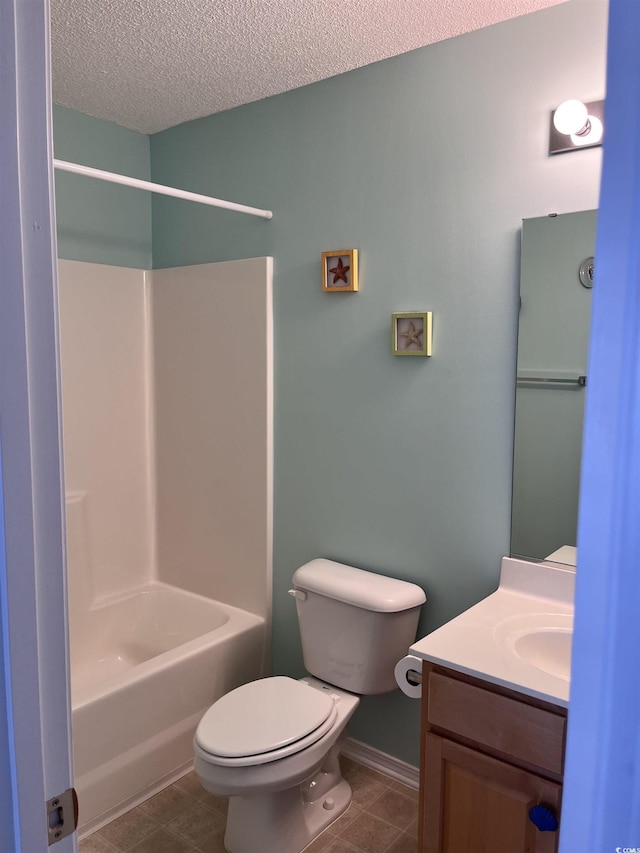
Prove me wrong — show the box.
[196,676,335,759]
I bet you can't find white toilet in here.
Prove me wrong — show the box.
[194,558,426,853]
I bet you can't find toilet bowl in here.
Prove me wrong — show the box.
[195,676,359,852]
[194,559,426,853]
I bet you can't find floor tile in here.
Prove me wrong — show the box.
[192,828,228,852]
[173,770,215,803]
[137,785,196,824]
[338,811,401,853]
[128,827,193,853]
[346,766,393,788]
[97,808,159,851]
[166,801,226,847]
[389,780,419,803]
[174,770,229,814]
[386,832,419,853]
[326,802,365,836]
[366,788,418,831]
[320,839,363,853]
[346,771,388,810]
[339,755,359,776]
[203,792,229,816]
[405,816,419,838]
[79,835,120,853]
[303,830,334,852]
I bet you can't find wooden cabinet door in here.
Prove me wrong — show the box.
[421,734,561,853]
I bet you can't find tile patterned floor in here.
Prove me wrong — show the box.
[79,757,419,853]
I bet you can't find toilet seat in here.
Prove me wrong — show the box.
[196,676,338,767]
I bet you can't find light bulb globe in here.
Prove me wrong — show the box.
[571,115,603,146]
[553,99,589,135]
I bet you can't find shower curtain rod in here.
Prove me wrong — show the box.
[53,159,273,220]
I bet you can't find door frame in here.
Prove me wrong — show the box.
[0,0,75,850]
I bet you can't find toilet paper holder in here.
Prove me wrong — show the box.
[405,669,422,686]
[394,654,424,698]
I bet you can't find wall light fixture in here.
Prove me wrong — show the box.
[549,99,604,155]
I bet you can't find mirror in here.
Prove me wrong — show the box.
[511,209,597,564]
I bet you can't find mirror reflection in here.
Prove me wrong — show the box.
[511,209,597,564]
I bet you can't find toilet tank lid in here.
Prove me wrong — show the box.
[292,559,426,612]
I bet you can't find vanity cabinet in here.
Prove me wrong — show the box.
[418,662,567,853]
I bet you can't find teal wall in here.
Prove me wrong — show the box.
[53,105,152,268]
[149,1,606,764]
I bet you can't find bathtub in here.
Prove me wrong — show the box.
[70,581,266,837]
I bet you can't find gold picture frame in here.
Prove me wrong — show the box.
[392,312,433,356]
[322,249,358,292]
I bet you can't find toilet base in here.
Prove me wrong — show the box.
[223,744,351,853]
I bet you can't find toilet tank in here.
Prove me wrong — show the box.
[291,559,426,695]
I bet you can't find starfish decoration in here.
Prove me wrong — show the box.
[328,257,350,285]
[400,321,423,349]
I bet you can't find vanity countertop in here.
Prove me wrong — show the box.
[410,557,575,708]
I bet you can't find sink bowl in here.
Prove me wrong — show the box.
[493,613,573,682]
[513,628,572,681]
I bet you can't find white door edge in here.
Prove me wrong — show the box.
[0,0,75,850]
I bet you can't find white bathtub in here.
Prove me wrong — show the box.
[70,581,266,837]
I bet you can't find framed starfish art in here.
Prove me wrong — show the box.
[321,249,358,292]
[391,312,433,356]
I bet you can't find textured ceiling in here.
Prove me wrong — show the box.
[51,0,567,135]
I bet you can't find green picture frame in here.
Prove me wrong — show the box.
[391,312,432,356]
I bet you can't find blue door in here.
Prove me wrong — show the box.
[561,0,640,849]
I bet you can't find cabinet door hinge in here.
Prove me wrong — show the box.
[46,788,78,845]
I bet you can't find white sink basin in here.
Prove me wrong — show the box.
[410,557,576,707]
[493,613,573,682]
[513,628,572,681]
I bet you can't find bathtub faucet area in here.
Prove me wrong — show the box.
[68,493,265,837]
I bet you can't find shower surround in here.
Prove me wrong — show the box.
[57,257,273,835]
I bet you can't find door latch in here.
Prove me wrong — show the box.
[46,788,78,845]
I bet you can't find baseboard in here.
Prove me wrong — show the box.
[341,737,419,790]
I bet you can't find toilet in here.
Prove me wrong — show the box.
[194,558,426,853]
